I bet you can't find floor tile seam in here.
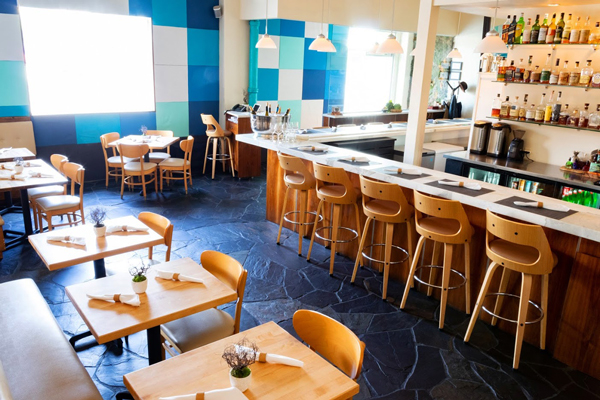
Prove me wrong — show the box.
[468,360,501,399]
[401,329,420,390]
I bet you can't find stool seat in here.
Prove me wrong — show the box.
[318,184,346,197]
[284,173,306,186]
[489,239,558,267]
[364,199,400,216]
[419,217,461,236]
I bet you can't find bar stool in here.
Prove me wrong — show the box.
[464,210,556,369]
[276,152,322,256]
[400,191,473,329]
[201,114,234,179]
[307,163,362,276]
[350,176,414,301]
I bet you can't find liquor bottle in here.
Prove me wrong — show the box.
[265,103,270,116]
[538,14,549,43]
[592,70,600,88]
[567,105,580,126]
[569,61,581,85]
[523,55,533,82]
[589,104,600,129]
[531,65,541,83]
[516,13,525,43]
[540,54,553,83]
[519,94,528,121]
[579,16,591,43]
[589,22,600,44]
[502,15,511,43]
[500,96,511,118]
[535,93,546,122]
[514,58,524,82]
[555,13,565,44]
[505,60,516,82]
[510,96,520,119]
[496,58,506,81]
[491,94,502,117]
[526,102,537,121]
[251,105,257,115]
[531,15,541,44]
[548,58,561,85]
[558,104,569,125]
[558,60,570,85]
[508,15,517,44]
[569,16,581,43]
[284,108,290,116]
[579,103,590,128]
[522,18,532,44]
[544,91,555,123]
[579,60,594,86]
[562,14,573,43]
[551,91,562,123]
[546,13,557,43]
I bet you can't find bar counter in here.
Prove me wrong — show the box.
[237,133,600,379]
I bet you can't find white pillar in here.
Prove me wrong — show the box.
[404,0,439,166]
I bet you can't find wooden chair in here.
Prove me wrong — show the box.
[201,114,234,179]
[29,154,68,231]
[138,212,173,265]
[100,132,135,187]
[0,216,4,260]
[465,210,556,369]
[276,152,320,256]
[307,163,362,276]
[36,162,85,231]
[159,136,194,194]
[118,143,157,199]
[400,191,473,329]
[351,176,414,300]
[293,310,365,382]
[145,130,173,164]
[160,250,248,358]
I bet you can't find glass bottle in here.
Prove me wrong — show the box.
[538,14,549,43]
[502,15,512,43]
[526,103,537,121]
[496,58,506,81]
[510,96,520,119]
[500,96,511,118]
[551,91,562,123]
[579,60,594,86]
[508,15,517,44]
[579,16,591,43]
[591,70,600,88]
[514,58,524,82]
[546,13,557,43]
[588,104,600,129]
[567,105,580,126]
[535,93,546,122]
[516,13,525,43]
[562,14,573,44]
[540,54,553,84]
[554,12,565,44]
[558,104,569,125]
[569,61,581,86]
[549,58,561,85]
[491,93,502,117]
[505,60,516,82]
[544,91,555,123]
[523,55,533,82]
[558,60,570,85]
[522,18,532,44]
[579,103,590,128]
[531,65,541,83]
[570,16,581,43]
[589,22,600,44]
[519,94,528,121]
[531,15,541,44]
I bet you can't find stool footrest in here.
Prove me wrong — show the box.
[283,211,323,226]
[413,265,466,290]
[362,243,409,265]
[207,153,231,162]
[482,293,544,325]
[315,226,358,244]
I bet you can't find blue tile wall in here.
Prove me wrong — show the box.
[128,0,153,18]
[325,70,346,100]
[189,100,219,135]
[280,20,305,37]
[31,115,77,147]
[187,0,219,30]
[188,28,219,66]
[120,112,157,136]
[188,65,219,102]
[0,105,28,117]
[152,0,187,27]
[257,68,279,101]
[303,39,327,70]
[302,69,326,100]
[75,114,121,145]
[0,0,17,14]
[259,19,281,36]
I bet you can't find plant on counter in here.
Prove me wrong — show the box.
[384,100,402,112]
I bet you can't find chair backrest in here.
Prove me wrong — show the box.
[180,136,194,164]
[0,121,36,155]
[62,162,85,198]
[413,191,472,244]
[138,212,173,262]
[486,210,554,274]
[201,114,225,137]
[146,130,174,138]
[359,175,412,222]
[200,250,248,334]
[50,154,68,175]
[118,144,150,170]
[293,310,365,380]
[100,132,120,159]
[278,152,316,190]
[312,162,356,204]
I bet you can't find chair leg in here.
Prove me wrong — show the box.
[400,235,426,310]
[80,206,85,225]
[491,267,512,326]
[105,164,109,187]
[120,173,125,199]
[220,138,226,172]
[540,273,549,350]
[329,204,341,276]
[276,187,290,245]
[351,217,372,283]
[154,171,158,193]
[514,273,533,369]
[382,222,395,301]
[47,213,54,231]
[464,242,471,314]
[438,244,454,329]
[226,137,235,177]
[203,138,210,175]
[464,262,501,342]
[183,167,188,193]
[212,138,217,180]
[31,201,38,231]
[427,241,442,296]
[142,174,147,198]
[297,190,307,256]
[306,200,323,262]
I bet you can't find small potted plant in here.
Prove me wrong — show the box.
[13,157,24,173]
[129,262,150,294]
[89,207,107,237]
[222,339,258,392]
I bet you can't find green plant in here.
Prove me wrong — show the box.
[129,261,149,282]
[385,100,394,111]
[223,338,257,378]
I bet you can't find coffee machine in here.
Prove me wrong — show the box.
[507,129,525,161]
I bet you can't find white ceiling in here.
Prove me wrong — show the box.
[436,0,600,17]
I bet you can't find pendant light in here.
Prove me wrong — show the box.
[376,0,403,54]
[473,0,507,54]
[446,13,463,59]
[367,0,382,55]
[256,0,277,49]
[309,0,336,52]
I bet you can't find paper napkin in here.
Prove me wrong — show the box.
[29,171,54,178]
[297,145,328,152]
[339,156,370,163]
[159,387,248,400]
[0,172,26,181]
[106,224,149,233]
[236,345,304,367]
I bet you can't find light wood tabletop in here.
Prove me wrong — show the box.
[108,135,180,150]
[0,147,35,162]
[28,215,164,271]
[0,159,67,192]
[124,321,360,400]
[65,257,237,344]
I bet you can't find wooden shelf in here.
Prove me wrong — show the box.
[491,81,599,91]
[486,116,600,133]
[508,43,599,50]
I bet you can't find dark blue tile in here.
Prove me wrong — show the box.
[0,0,17,14]
[129,0,152,17]
[189,100,219,136]
[257,68,279,101]
[302,69,326,100]
[187,0,219,30]
[303,38,327,70]
[188,65,219,102]
[280,19,305,37]
[31,114,77,147]
[120,112,157,136]
[258,19,280,36]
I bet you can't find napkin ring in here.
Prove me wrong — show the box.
[195,393,205,400]
[113,294,122,302]
[172,273,181,280]
[258,352,268,362]
[458,182,464,187]
[537,202,543,208]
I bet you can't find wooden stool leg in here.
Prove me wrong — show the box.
[277,187,290,245]
[406,218,415,269]
[400,235,426,309]
[203,138,210,174]
[514,273,533,369]
[306,200,323,262]
[212,138,217,180]
[227,138,235,177]
[540,273,549,350]
[382,222,395,301]
[352,217,372,283]
[297,190,308,256]
[491,267,512,326]
[329,204,341,276]
[438,244,454,329]
[465,261,501,342]
[464,242,471,314]
[427,241,442,296]
[220,138,226,172]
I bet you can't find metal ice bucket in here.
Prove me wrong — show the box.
[250,113,291,136]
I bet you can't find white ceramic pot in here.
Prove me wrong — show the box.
[14,165,24,173]
[229,368,252,392]
[94,225,107,237]
[131,279,148,294]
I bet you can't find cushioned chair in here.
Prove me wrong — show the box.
[138,211,173,265]
[100,132,134,187]
[118,143,158,199]
[159,136,194,194]
[201,114,234,179]
[161,250,248,357]
[28,154,68,231]
[146,130,174,164]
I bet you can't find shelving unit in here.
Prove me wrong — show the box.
[508,43,599,50]
[486,116,600,133]
[491,80,599,90]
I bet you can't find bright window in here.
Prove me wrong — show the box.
[19,7,155,116]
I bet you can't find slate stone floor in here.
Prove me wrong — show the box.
[1,170,599,400]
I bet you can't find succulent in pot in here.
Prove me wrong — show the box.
[89,207,107,237]
[13,157,24,173]
[222,338,258,392]
[129,262,150,294]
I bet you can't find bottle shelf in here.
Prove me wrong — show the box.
[486,116,600,133]
[491,81,599,91]
[507,43,599,51]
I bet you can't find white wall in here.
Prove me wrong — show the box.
[453,13,484,118]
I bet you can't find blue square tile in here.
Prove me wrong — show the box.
[325,70,346,100]
[187,0,219,30]
[259,19,280,36]
[188,65,219,102]
[330,25,349,41]
[75,114,121,144]
[0,0,17,14]
[152,0,186,27]
[327,41,348,70]
[189,100,219,135]
[120,112,157,136]
[129,0,152,17]
[32,115,77,147]
[0,105,28,117]
[280,19,305,37]
[257,68,279,101]
[188,28,219,66]
[303,38,327,70]
[302,70,326,100]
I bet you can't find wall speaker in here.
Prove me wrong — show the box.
[213,5,222,18]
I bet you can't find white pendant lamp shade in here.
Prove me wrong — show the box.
[256,33,277,49]
[320,39,337,53]
[447,48,462,59]
[473,30,507,53]
[410,48,416,56]
[309,34,336,52]
[367,42,380,55]
[376,34,404,54]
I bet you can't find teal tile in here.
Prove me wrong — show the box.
[152,0,186,27]
[188,28,219,66]
[156,102,189,137]
[327,41,348,71]
[0,61,28,106]
[279,36,304,70]
[0,105,28,117]
[277,100,301,125]
[330,25,349,41]
[75,114,121,144]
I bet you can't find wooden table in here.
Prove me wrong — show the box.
[0,147,35,162]
[66,257,237,365]
[124,321,360,400]
[108,135,180,151]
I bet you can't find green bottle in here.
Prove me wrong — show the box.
[516,13,525,43]
[555,12,565,44]
[531,15,541,44]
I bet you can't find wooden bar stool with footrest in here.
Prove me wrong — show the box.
[400,191,473,329]
[307,163,362,276]
[464,210,556,369]
[276,152,322,256]
[350,175,415,301]
[201,114,235,179]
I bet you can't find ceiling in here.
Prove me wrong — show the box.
[435,0,600,17]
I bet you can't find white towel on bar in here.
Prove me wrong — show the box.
[106,224,149,233]
[297,145,328,152]
[159,387,248,400]
[235,345,304,367]
[437,180,481,191]
[0,147,12,154]
[514,201,570,212]
[46,235,86,246]
[156,270,203,283]
[384,167,422,176]
[339,156,369,163]
[86,293,140,307]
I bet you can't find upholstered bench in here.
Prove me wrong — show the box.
[0,279,102,400]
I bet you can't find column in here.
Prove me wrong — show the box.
[248,20,260,106]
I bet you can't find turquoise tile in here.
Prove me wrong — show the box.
[0,61,28,106]
[75,114,121,144]
[257,68,278,101]
[156,102,189,137]
[303,38,327,70]
[279,36,304,70]
[327,41,348,71]
[152,0,186,27]
[259,19,280,36]
[330,25,349,41]
[277,100,301,125]
[188,28,219,66]
[0,105,28,117]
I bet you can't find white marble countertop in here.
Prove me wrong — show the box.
[323,109,446,118]
[236,134,600,243]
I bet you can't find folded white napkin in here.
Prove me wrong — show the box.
[298,145,327,152]
[236,345,304,367]
[437,180,481,191]
[514,201,570,213]
[0,147,12,154]
[159,387,248,400]
[156,270,203,283]
[23,161,42,167]
[106,224,149,233]
[0,172,26,181]
[28,170,53,178]
[46,235,86,246]
[384,167,422,176]
[339,156,369,163]
[86,293,141,307]
[0,163,13,170]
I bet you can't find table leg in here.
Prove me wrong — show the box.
[20,188,33,236]
[94,258,106,279]
[147,325,162,365]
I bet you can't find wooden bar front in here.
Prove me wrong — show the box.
[265,149,600,380]
[225,112,261,178]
